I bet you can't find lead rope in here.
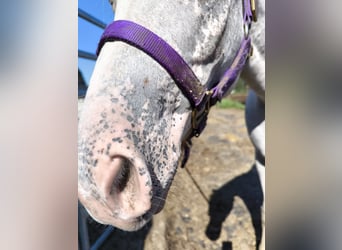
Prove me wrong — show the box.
[185,168,209,203]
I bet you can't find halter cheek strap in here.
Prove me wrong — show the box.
[96,0,256,167]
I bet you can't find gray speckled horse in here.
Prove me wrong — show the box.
[78,0,265,241]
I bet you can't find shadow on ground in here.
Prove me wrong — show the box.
[205,164,263,250]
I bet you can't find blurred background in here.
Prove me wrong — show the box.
[78,0,113,86]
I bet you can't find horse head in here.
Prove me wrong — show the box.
[78,0,261,231]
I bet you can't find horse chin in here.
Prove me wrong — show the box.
[109,203,165,231]
[153,202,165,214]
[101,214,150,232]
[88,204,164,231]
[81,199,149,231]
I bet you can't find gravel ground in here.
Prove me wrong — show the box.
[83,107,263,250]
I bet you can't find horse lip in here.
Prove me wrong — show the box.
[151,193,167,214]
[154,199,166,214]
[115,216,149,231]
[154,205,164,214]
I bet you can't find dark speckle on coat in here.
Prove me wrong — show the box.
[111,97,119,103]
[127,115,134,122]
[112,137,123,143]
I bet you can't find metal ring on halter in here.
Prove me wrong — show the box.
[250,0,257,22]
[243,23,250,38]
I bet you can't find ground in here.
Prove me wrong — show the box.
[85,106,263,250]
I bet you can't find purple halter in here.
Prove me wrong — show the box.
[96,0,256,167]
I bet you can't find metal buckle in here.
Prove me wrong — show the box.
[191,91,213,137]
[191,109,202,137]
[249,44,253,57]
[243,23,250,38]
[250,0,257,22]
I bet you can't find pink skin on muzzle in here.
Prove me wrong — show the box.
[78,69,191,230]
[78,153,153,230]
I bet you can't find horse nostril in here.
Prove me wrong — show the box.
[93,155,135,199]
[112,157,131,193]
[84,152,153,222]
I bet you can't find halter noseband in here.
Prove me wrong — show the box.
[96,0,256,167]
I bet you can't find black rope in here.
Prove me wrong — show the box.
[184,168,209,203]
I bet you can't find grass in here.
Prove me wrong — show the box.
[216,98,245,109]
[233,79,247,94]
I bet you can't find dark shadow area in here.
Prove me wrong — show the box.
[86,214,152,250]
[78,201,152,250]
[222,241,232,250]
[78,69,88,98]
[205,164,263,250]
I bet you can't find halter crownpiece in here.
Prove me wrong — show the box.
[96,0,256,167]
